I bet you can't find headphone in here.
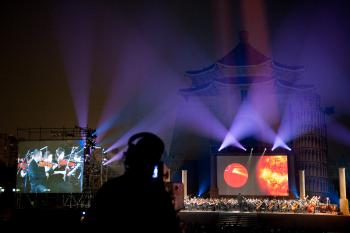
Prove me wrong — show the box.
[124,132,164,169]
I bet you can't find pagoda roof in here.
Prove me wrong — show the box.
[277,79,314,91]
[215,76,273,85]
[217,40,270,66]
[186,64,217,75]
[179,78,313,98]
[217,30,270,66]
[185,31,304,78]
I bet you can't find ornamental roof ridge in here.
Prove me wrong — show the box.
[185,64,218,76]
[277,79,314,91]
[272,61,304,71]
[217,31,270,66]
[216,59,272,68]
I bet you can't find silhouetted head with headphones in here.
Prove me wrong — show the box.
[123,132,164,178]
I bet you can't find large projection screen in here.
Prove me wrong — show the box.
[217,155,289,196]
[16,140,84,193]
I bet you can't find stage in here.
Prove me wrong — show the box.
[178,210,350,232]
[0,207,349,233]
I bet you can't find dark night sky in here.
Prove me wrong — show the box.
[1,0,350,152]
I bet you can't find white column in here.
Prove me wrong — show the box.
[182,170,188,199]
[165,168,171,182]
[339,168,349,215]
[299,170,306,200]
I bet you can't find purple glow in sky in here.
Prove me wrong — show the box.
[54,2,97,127]
[328,120,350,147]
[2,0,350,163]
[220,97,279,150]
[176,99,230,143]
[104,97,181,164]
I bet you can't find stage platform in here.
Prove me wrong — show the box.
[1,208,349,232]
[178,210,350,232]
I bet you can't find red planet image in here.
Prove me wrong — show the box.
[256,156,288,196]
[224,163,248,188]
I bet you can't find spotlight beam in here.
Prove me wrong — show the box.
[247,148,253,167]
[249,148,253,157]
[219,133,246,151]
[272,136,292,151]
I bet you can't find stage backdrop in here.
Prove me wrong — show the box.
[217,155,288,196]
[16,140,84,193]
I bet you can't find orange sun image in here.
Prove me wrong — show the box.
[256,156,288,196]
[224,163,248,188]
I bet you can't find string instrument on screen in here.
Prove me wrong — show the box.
[38,161,55,168]
[58,159,76,167]
[17,160,28,171]
[52,160,76,177]
[62,147,78,182]
[17,151,33,174]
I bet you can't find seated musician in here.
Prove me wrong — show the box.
[42,150,55,178]
[27,149,49,193]
[237,193,244,211]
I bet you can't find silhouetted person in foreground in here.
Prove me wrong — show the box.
[85,132,181,233]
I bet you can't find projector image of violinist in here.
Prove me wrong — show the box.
[46,147,82,193]
[16,142,85,193]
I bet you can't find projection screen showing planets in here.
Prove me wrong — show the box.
[217,155,289,196]
[224,163,248,188]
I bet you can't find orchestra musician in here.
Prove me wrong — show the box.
[66,152,83,192]
[237,193,244,211]
[47,147,73,192]
[48,147,82,193]
[41,150,55,177]
[27,149,49,193]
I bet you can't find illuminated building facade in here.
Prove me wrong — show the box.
[171,31,329,197]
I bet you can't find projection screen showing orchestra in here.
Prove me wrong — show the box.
[16,140,84,193]
[217,155,289,196]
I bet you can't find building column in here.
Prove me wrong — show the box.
[181,170,188,199]
[164,167,171,182]
[209,155,218,197]
[299,170,306,200]
[339,168,349,215]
